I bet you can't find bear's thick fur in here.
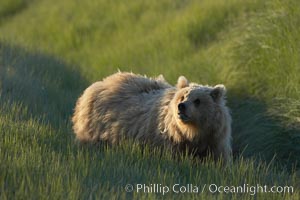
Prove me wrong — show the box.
[72,72,232,162]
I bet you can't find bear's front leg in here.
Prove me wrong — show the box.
[212,139,232,165]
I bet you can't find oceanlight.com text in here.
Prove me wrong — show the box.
[124,183,294,196]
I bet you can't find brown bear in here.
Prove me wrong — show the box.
[72,72,232,163]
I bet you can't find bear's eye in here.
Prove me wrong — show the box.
[194,99,200,106]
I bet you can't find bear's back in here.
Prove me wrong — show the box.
[100,72,171,96]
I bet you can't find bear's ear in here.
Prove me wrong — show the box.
[156,74,166,82]
[176,76,189,89]
[210,84,226,102]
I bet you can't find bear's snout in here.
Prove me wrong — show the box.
[178,103,186,112]
[178,102,190,122]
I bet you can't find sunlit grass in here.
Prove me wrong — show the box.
[0,0,299,199]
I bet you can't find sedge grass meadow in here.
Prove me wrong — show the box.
[0,0,299,199]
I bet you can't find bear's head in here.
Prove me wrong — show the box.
[171,76,227,141]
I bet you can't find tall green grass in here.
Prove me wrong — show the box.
[210,0,300,165]
[0,0,299,199]
[0,0,29,21]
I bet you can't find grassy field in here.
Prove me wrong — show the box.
[0,0,299,199]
